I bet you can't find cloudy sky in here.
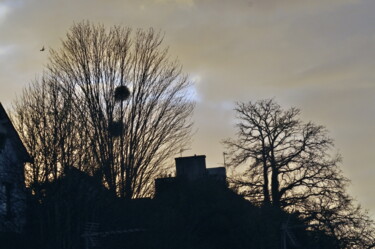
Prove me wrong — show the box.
[0,0,374,216]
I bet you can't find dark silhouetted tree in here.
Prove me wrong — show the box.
[224,99,375,248]
[12,77,78,187]
[12,21,194,199]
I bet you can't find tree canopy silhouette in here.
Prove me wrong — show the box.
[12,21,194,199]
[224,99,375,248]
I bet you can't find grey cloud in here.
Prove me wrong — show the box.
[249,0,359,10]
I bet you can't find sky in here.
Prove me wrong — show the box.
[0,0,374,216]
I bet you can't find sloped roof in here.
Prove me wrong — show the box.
[0,102,32,163]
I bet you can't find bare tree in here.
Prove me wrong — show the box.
[224,99,375,248]
[12,76,78,188]
[306,192,375,248]
[224,99,343,209]
[12,21,194,199]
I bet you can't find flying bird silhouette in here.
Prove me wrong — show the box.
[40,46,45,52]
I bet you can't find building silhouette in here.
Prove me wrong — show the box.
[155,155,226,197]
[0,103,31,233]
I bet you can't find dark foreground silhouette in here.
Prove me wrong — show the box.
[0,167,340,249]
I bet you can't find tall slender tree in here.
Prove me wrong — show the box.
[13,21,194,199]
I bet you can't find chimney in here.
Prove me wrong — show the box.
[175,155,206,181]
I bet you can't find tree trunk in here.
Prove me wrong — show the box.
[262,156,271,206]
[270,160,280,208]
